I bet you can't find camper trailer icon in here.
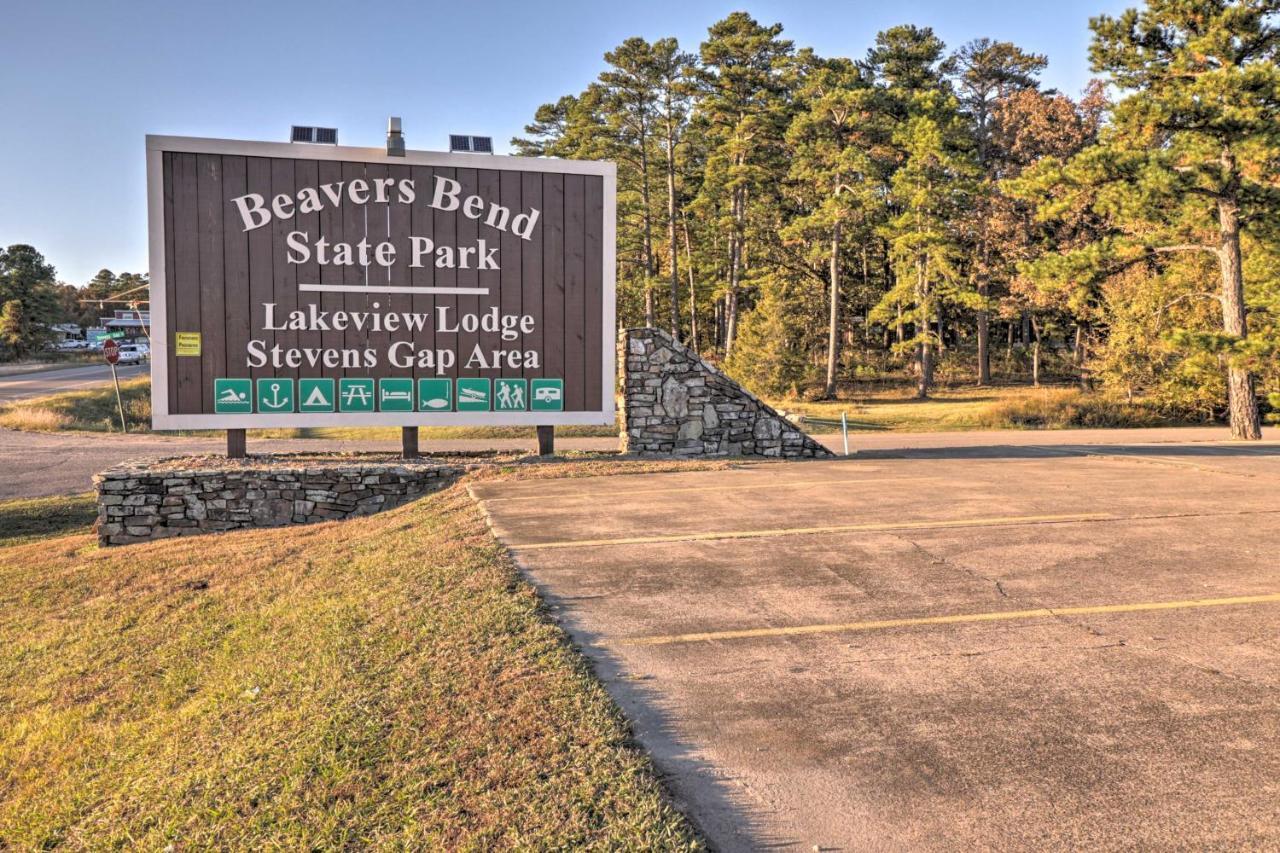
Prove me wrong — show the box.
[530,378,564,411]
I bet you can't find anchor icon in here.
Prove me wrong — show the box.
[261,381,290,410]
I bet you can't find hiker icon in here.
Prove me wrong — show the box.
[496,381,526,410]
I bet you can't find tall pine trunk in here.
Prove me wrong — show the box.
[916,262,932,399]
[640,137,655,328]
[1216,190,1261,439]
[664,128,680,341]
[1030,316,1042,388]
[681,214,698,352]
[824,221,841,398]
[977,280,991,385]
[724,183,744,358]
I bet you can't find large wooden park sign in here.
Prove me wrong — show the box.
[146,135,616,429]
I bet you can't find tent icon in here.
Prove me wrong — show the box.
[304,384,330,407]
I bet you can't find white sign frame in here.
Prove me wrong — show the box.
[146,135,616,429]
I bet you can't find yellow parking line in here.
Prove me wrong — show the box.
[514,512,1114,550]
[479,475,939,503]
[623,592,1280,646]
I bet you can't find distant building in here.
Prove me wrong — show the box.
[100,309,150,337]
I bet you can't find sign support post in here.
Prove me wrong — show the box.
[387,116,419,460]
[537,425,554,457]
[102,339,128,434]
[227,428,246,459]
[110,362,127,434]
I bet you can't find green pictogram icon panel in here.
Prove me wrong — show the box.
[456,378,491,411]
[339,378,375,412]
[379,378,415,412]
[530,378,564,411]
[213,378,253,414]
[494,378,528,411]
[299,378,335,412]
[213,378,566,413]
[256,378,295,413]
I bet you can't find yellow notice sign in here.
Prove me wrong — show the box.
[175,332,201,357]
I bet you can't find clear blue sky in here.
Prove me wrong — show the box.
[2,0,1131,286]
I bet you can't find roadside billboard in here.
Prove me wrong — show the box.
[145,135,615,429]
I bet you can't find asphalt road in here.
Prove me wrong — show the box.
[0,425,1272,501]
[0,362,149,403]
[474,440,1280,849]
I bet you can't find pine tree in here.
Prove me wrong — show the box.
[650,38,699,341]
[951,39,1047,383]
[874,90,979,398]
[783,54,881,397]
[696,13,794,358]
[1022,0,1279,439]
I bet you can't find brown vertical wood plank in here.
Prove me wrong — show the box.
[341,161,367,378]
[497,170,522,378]
[584,175,603,410]
[542,173,565,390]
[433,168,458,378]
[171,153,202,414]
[293,159,322,379]
[222,156,251,386]
[196,154,225,414]
[364,163,392,377]
[270,159,299,387]
[316,159,345,371]
[519,172,543,380]
[409,165,436,386]
[477,169,503,371]
[563,174,587,411]
[456,168,480,377]
[163,153,178,407]
[245,157,274,386]
[387,163,414,379]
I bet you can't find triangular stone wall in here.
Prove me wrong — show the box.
[620,328,833,458]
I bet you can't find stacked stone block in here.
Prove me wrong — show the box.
[621,327,833,458]
[95,461,460,546]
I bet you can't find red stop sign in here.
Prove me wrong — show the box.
[102,339,120,365]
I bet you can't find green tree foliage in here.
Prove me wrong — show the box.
[1013,0,1280,438]
[510,0,1276,431]
[0,245,61,360]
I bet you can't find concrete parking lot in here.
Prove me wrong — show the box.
[473,441,1280,850]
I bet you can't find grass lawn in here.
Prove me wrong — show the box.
[780,384,1180,432]
[0,354,101,378]
[0,468,703,848]
[0,493,98,547]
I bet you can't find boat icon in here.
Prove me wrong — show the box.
[459,387,488,403]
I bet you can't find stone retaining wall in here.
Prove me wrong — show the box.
[621,327,833,458]
[95,459,460,546]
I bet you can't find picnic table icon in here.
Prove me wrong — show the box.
[342,384,372,406]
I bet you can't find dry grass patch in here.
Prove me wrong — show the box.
[782,385,1176,432]
[0,482,700,849]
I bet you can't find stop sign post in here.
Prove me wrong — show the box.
[103,339,127,433]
